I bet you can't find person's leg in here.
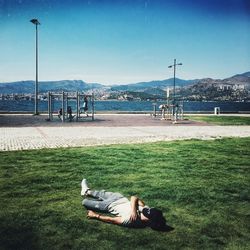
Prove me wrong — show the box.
[81,179,123,201]
[83,190,124,212]
[82,198,110,212]
[88,190,123,201]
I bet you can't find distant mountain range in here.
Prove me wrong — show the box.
[0,72,249,101]
[0,77,196,94]
[0,80,102,94]
[110,78,196,92]
[178,72,250,101]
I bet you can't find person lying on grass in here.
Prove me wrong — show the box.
[81,179,173,231]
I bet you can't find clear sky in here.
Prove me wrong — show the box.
[0,0,249,84]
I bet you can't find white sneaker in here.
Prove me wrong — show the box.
[81,179,89,196]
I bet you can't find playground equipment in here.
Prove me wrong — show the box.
[152,86,184,123]
[152,101,184,122]
[47,91,94,122]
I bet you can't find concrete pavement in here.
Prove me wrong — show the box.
[1,125,250,151]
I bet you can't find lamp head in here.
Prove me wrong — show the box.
[168,65,172,68]
[178,63,183,66]
[30,19,40,25]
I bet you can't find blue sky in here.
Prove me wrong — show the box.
[0,0,249,84]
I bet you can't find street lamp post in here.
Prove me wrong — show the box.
[30,18,40,115]
[168,59,182,119]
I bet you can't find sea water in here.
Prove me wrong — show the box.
[0,100,249,112]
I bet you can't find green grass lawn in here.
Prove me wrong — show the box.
[0,138,250,250]
[186,115,250,125]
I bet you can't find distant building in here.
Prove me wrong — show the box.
[218,84,245,91]
[232,84,245,90]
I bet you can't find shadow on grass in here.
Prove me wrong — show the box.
[0,215,40,250]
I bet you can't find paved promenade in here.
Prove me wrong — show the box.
[0,114,250,151]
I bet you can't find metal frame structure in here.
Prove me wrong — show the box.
[168,59,183,122]
[152,88,184,123]
[30,18,41,115]
[47,92,94,122]
[152,103,183,121]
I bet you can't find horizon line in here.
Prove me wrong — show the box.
[0,71,249,85]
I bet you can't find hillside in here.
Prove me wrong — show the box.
[0,72,249,101]
[108,72,250,101]
[110,78,196,92]
[178,73,250,101]
[0,80,103,94]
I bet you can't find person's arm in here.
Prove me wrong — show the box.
[87,210,122,225]
[138,199,145,207]
[129,195,145,221]
[131,195,145,208]
[130,196,146,221]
